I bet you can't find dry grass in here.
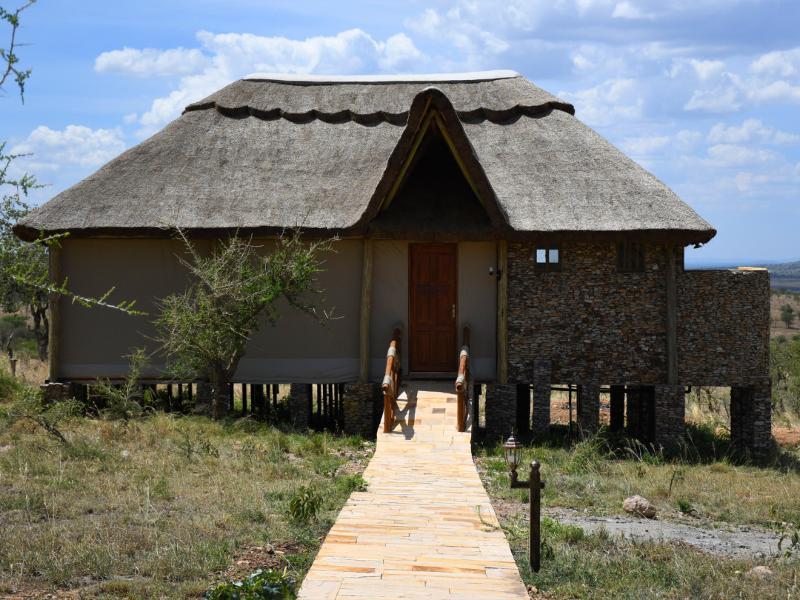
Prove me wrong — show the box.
[479,433,800,598]
[0,355,48,386]
[771,290,800,339]
[500,508,799,599]
[0,408,373,598]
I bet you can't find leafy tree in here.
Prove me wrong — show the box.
[155,229,333,419]
[770,335,800,415]
[780,304,795,329]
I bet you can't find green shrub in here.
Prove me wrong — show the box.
[287,486,323,523]
[0,366,22,401]
[205,568,296,599]
[542,516,585,544]
[676,498,694,514]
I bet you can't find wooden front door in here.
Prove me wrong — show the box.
[409,243,457,373]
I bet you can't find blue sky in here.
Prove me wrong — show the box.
[3,0,799,264]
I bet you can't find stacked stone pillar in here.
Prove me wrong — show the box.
[288,383,312,428]
[730,383,772,458]
[531,359,551,434]
[485,383,516,442]
[654,385,685,449]
[342,382,378,439]
[577,382,600,434]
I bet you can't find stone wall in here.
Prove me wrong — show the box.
[508,242,669,385]
[677,269,770,387]
[507,243,769,390]
[342,382,379,439]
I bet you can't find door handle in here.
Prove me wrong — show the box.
[451,304,456,320]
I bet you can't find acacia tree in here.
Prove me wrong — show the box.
[0,2,49,358]
[1,1,140,364]
[781,304,795,329]
[155,229,333,419]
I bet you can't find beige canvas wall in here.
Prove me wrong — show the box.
[57,237,495,383]
[369,241,497,380]
[57,238,362,382]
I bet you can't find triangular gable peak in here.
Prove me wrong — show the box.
[357,88,511,239]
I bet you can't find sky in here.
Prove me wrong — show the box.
[2,0,799,265]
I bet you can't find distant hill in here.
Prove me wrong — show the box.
[766,261,800,278]
[766,261,800,292]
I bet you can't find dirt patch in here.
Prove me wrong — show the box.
[220,542,301,582]
[774,426,800,448]
[496,499,785,560]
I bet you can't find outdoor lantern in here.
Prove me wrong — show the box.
[504,431,546,573]
[503,432,523,476]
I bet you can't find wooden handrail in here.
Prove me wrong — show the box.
[455,325,471,432]
[382,327,402,433]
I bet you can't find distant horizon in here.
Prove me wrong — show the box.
[685,255,800,268]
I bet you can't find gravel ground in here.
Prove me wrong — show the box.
[546,506,786,559]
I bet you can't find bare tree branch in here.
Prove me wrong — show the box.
[0,1,36,101]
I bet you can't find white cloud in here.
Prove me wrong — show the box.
[99,29,425,136]
[620,135,670,155]
[750,47,800,78]
[11,125,126,171]
[684,79,742,112]
[560,78,643,126]
[708,119,799,145]
[747,79,800,103]
[689,58,725,80]
[706,143,777,167]
[405,5,509,63]
[95,47,210,77]
[612,1,653,19]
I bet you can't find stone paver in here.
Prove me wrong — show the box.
[299,382,528,600]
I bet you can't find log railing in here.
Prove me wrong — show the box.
[455,325,471,432]
[382,327,403,433]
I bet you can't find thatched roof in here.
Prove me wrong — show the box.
[15,71,715,244]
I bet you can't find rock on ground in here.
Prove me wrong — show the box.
[623,495,657,518]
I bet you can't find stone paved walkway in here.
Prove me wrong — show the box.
[298,382,528,599]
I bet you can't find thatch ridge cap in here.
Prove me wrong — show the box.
[241,70,520,84]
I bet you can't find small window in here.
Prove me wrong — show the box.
[617,242,645,272]
[534,246,561,272]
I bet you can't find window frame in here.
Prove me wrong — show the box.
[617,241,645,273]
[533,246,562,272]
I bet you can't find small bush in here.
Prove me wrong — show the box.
[676,498,694,514]
[340,474,368,494]
[205,568,296,599]
[0,367,21,401]
[542,516,585,544]
[287,486,323,524]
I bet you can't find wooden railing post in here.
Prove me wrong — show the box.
[382,327,402,433]
[455,325,471,432]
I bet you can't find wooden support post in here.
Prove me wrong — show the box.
[530,461,542,573]
[516,384,531,436]
[497,240,508,385]
[253,384,265,419]
[665,245,678,385]
[359,239,374,383]
[610,385,625,431]
[48,245,61,382]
